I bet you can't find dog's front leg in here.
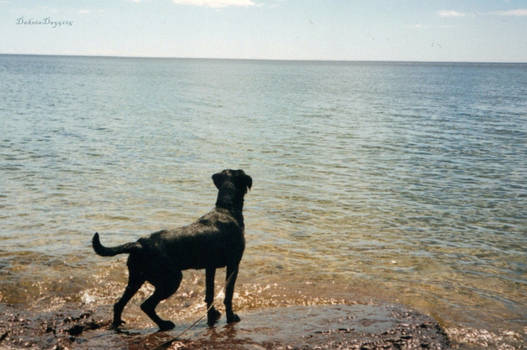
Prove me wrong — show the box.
[205,267,221,326]
[225,264,241,323]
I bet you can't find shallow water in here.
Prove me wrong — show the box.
[1,55,526,347]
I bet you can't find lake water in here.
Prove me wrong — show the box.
[1,55,526,348]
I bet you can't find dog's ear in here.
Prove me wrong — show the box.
[212,172,225,189]
[243,174,252,191]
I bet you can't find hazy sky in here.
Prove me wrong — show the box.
[1,0,526,62]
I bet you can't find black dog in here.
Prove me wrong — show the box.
[92,169,252,331]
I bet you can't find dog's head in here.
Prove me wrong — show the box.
[212,169,252,194]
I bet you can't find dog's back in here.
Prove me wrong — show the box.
[137,208,245,270]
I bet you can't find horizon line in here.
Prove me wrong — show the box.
[1,52,526,64]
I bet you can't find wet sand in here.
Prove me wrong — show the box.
[0,302,449,349]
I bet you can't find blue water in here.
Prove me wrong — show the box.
[1,55,526,347]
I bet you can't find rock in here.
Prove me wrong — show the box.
[130,304,450,349]
[0,303,450,349]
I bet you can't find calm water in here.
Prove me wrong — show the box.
[1,55,526,347]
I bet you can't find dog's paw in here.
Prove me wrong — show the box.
[207,308,221,326]
[226,313,241,324]
[110,320,126,330]
[158,320,175,331]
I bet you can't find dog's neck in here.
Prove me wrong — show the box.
[215,183,245,225]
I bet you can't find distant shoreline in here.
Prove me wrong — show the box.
[1,52,526,65]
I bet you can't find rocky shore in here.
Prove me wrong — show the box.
[0,303,449,349]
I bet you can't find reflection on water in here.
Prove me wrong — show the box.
[0,55,526,348]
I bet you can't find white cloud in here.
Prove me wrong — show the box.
[438,10,466,18]
[78,9,91,14]
[490,9,527,16]
[172,0,256,8]
[438,8,527,18]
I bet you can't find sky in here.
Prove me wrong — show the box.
[1,0,526,62]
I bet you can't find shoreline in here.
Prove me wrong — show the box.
[1,267,526,348]
[0,302,450,349]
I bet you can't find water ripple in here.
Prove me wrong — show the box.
[0,56,526,347]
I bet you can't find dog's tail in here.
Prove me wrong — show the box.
[92,232,142,257]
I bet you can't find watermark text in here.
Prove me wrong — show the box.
[16,17,73,28]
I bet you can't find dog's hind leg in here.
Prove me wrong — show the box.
[140,271,182,331]
[205,267,221,326]
[224,264,241,323]
[112,268,145,329]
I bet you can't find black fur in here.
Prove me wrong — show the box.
[92,169,252,331]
